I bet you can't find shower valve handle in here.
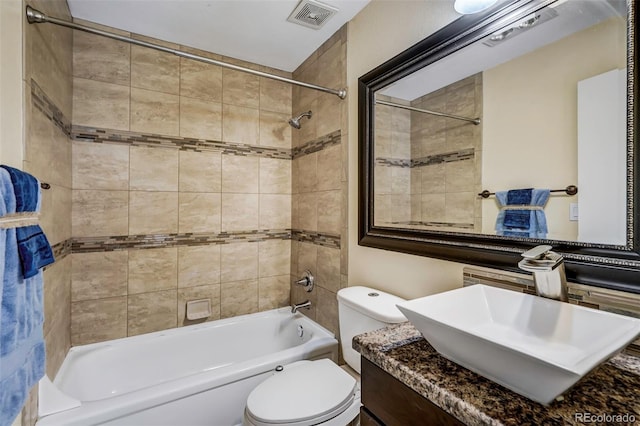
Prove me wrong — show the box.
[295,270,314,292]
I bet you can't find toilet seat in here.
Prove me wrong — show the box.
[244,359,359,426]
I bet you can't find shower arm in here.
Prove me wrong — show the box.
[25,6,348,100]
[375,99,480,125]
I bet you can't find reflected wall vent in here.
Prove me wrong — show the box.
[287,0,338,30]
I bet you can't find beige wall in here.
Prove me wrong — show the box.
[482,18,626,240]
[2,4,25,425]
[0,0,24,168]
[347,0,465,300]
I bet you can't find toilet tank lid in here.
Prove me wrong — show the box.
[337,286,407,323]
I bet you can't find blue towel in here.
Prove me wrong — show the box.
[0,166,54,278]
[0,168,46,426]
[503,189,532,230]
[495,188,550,238]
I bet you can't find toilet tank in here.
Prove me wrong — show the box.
[337,286,407,373]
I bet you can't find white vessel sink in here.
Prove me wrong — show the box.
[396,284,640,405]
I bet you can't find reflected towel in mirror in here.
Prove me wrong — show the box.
[495,188,550,238]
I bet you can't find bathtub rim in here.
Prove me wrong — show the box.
[38,308,337,426]
[61,306,335,359]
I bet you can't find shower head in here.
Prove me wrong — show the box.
[288,111,313,129]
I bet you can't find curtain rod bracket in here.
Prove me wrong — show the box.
[26,6,46,23]
[25,6,347,100]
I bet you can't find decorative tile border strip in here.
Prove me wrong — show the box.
[70,229,340,252]
[292,130,341,159]
[388,220,474,230]
[50,238,72,262]
[71,126,292,160]
[31,78,341,162]
[376,148,475,169]
[47,227,340,265]
[71,229,293,253]
[375,158,412,168]
[292,229,341,249]
[463,266,536,293]
[31,79,71,136]
[412,148,475,167]
[463,266,640,356]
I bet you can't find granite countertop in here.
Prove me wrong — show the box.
[354,322,640,426]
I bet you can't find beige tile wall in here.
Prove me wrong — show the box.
[411,74,482,231]
[290,26,348,348]
[21,0,74,423]
[23,0,73,378]
[373,97,411,225]
[372,76,482,231]
[70,26,293,345]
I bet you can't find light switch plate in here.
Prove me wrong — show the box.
[570,203,579,221]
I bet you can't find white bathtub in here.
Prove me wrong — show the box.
[36,308,338,426]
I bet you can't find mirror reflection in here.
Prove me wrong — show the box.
[373,0,627,245]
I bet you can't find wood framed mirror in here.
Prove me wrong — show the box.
[359,0,640,292]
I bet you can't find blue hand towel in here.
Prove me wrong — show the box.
[0,165,54,278]
[0,168,46,426]
[503,189,532,230]
[495,188,550,238]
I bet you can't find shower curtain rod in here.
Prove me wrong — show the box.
[25,6,347,100]
[375,99,480,125]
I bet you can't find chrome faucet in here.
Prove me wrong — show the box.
[517,245,568,302]
[291,300,311,314]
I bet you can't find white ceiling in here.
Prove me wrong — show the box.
[66,0,370,72]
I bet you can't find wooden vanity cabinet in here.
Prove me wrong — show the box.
[360,357,465,426]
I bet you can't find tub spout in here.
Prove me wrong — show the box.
[291,300,311,314]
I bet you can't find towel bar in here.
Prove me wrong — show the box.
[478,185,577,199]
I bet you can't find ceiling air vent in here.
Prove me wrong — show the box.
[287,0,338,30]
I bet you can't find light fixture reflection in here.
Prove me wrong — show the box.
[489,27,514,42]
[454,0,499,14]
[519,14,541,28]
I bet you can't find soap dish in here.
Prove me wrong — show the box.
[186,299,211,320]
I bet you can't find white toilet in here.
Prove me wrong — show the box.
[243,286,407,426]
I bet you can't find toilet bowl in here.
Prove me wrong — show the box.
[243,360,360,426]
[243,286,406,426]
